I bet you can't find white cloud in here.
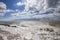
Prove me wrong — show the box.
[11,11,31,19]
[6,9,15,12]
[11,0,60,21]
[0,0,60,21]
[0,2,16,17]
[16,2,24,6]
[0,2,7,16]
[11,8,60,21]
[24,0,50,12]
[16,0,46,11]
[0,2,7,9]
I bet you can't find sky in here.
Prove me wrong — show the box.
[0,0,60,21]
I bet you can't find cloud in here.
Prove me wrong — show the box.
[24,0,44,11]
[47,0,59,8]
[16,0,46,11]
[10,0,60,21]
[0,2,7,9]
[0,2,7,16]
[0,2,16,17]
[11,8,60,21]
[16,2,25,6]
[0,0,60,21]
